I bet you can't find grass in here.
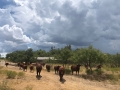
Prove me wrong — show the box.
[0,80,15,90]
[7,71,17,79]
[25,85,33,90]
[17,72,25,79]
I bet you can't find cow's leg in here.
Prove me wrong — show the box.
[78,71,79,75]
[72,71,73,75]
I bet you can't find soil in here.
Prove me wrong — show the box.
[0,61,120,90]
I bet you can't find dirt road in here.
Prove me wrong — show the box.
[1,65,120,90]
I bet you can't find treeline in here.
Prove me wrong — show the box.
[6,45,120,69]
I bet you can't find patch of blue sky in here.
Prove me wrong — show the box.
[0,0,17,8]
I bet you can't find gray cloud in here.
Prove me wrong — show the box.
[0,0,120,54]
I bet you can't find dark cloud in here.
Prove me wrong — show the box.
[0,0,120,54]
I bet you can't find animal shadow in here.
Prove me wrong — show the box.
[36,75,42,80]
[59,78,66,84]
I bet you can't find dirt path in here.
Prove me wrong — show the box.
[1,65,120,90]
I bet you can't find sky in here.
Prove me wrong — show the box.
[0,0,120,56]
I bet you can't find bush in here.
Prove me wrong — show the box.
[7,71,17,79]
[86,69,94,75]
[65,69,71,74]
[94,69,104,75]
[17,72,25,79]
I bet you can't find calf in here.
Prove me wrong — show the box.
[29,64,34,72]
[46,65,51,72]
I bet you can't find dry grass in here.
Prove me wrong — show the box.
[0,64,120,90]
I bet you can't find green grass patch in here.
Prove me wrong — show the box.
[7,71,17,79]
[65,68,71,74]
[17,72,25,79]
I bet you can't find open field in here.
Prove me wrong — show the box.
[0,63,120,90]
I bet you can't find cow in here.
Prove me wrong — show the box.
[54,65,61,74]
[41,62,46,67]
[59,66,65,81]
[84,63,89,70]
[71,64,81,75]
[17,62,20,67]
[22,65,27,71]
[19,63,23,70]
[36,63,42,76]
[96,64,102,70]
[5,63,9,67]
[29,64,34,72]
[46,65,51,72]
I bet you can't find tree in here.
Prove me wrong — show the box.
[55,45,72,67]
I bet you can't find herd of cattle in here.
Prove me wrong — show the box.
[4,62,102,81]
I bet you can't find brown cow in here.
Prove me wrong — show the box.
[41,62,45,67]
[71,64,81,75]
[54,66,61,74]
[36,64,42,76]
[96,64,102,70]
[29,64,34,72]
[19,63,23,70]
[22,65,27,71]
[84,63,89,70]
[17,62,20,67]
[59,66,65,81]
[46,65,51,72]
[5,63,9,67]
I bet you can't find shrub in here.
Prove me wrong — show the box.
[17,72,25,79]
[86,69,94,75]
[65,69,71,74]
[94,69,104,75]
[7,71,17,79]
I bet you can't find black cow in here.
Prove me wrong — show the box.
[36,64,42,76]
[54,66,61,74]
[46,65,51,72]
[59,66,65,81]
[5,63,9,67]
[71,64,81,75]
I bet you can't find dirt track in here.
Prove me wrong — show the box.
[1,64,120,90]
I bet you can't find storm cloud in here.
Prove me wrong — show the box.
[0,0,120,55]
